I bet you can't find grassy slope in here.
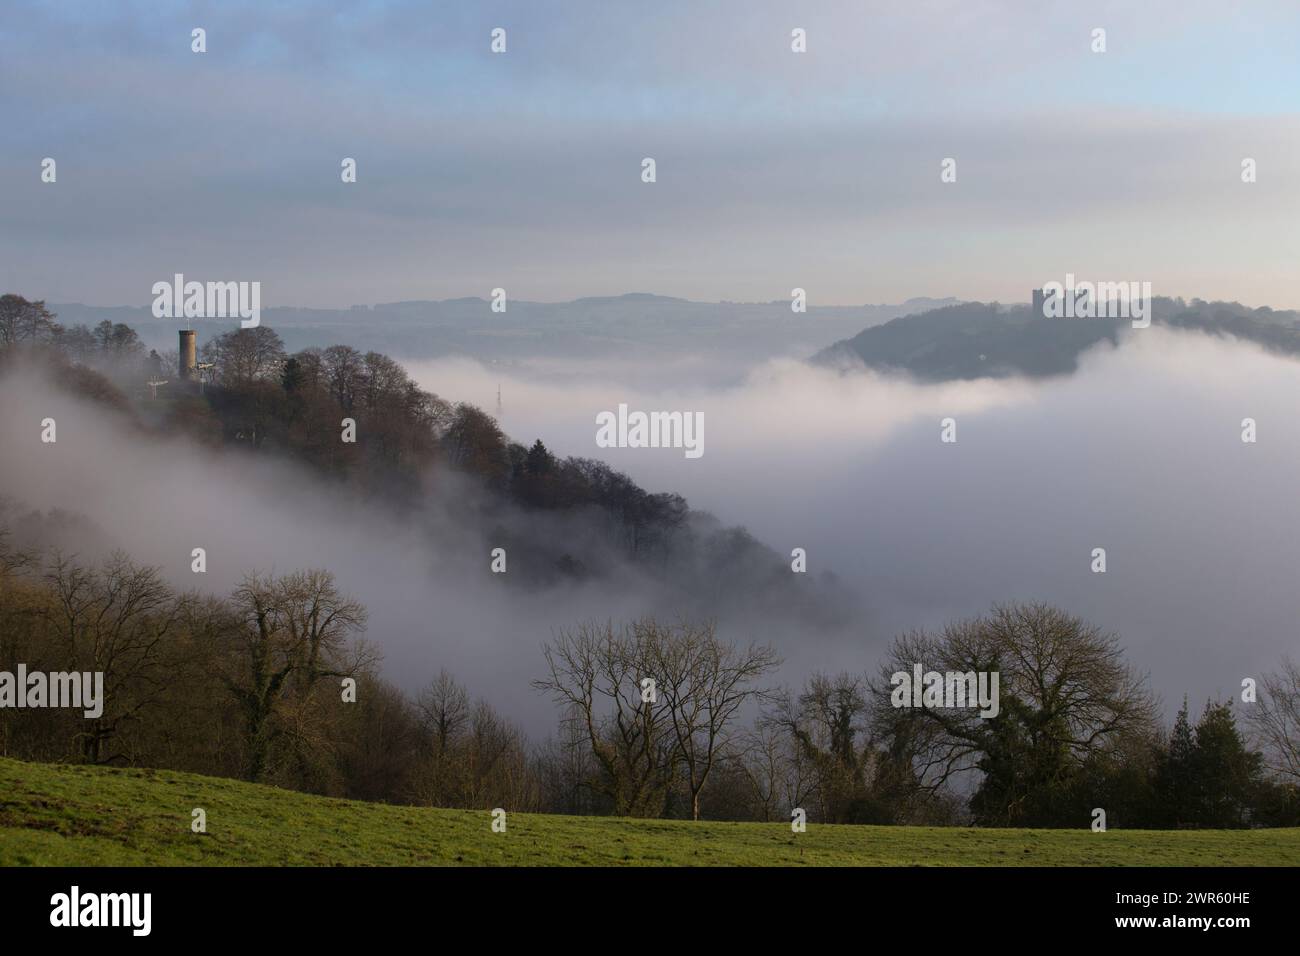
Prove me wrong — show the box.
[1,757,1296,867]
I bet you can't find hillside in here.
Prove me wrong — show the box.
[0,297,861,629]
[815,299,1300,381]
[1,758,1295,867]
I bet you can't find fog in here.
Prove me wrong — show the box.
[409,326,1300,718]
[2,325,1296,729]
[0,368,673,729]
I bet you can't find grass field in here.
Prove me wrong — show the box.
[1,756,1296,866]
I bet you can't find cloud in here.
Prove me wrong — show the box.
[0,364,649,729]
[408,326,1300,716]
[3,1,1299,307]
[0,358,855,730]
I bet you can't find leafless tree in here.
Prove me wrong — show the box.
[534,618,776,820]
[769,672,894,822]
[0,295,59,347]
[417,669,471,756]
[736,719,815,822]
[533,620,680,817]
[411,669,471,805]
[221,569,369,782]
[321,344,364,412]
[44,552,185,764]
[647,619,779,819]
[205,326,285,385]
[869,602,1158,825]
[1247,657,1300,783]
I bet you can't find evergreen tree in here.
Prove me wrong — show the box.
[1157,697,1199,827]
[525,439,554,476]
[1192,700,1262,828]
[281,355,303,393]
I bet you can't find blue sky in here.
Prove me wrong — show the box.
[2,0,1298,307]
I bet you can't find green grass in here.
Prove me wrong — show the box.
[0,757,1295,866]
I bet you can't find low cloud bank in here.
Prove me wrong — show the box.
[409,327,1300,715]
[2,327,1294,727]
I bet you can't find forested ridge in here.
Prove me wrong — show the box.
[817,297,1300,381]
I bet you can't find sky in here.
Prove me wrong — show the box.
[3,0,1299,308]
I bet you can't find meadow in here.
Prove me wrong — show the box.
[1,757,1295,867]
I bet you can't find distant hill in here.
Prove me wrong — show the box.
[48,295,962,384]
[814,298,1300,381]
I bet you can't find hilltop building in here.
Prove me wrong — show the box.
[179,329,197,380]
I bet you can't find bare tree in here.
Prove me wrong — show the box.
[417,669,471,756]
[869,602,1158,826]
[0,528,34,577]
[1247,657,1300,783]
[44,552,184,764]
[533,621,679,817]
[406,670,538,811]
[736,719,815,822]
[647,619,779,820]
[461,698,535,810]
[535,705,601,814]
[221,569,369,782]
[206,326,285,385]
[321,344,364,412]
[0,295,59,347]
[444,404,510,487]
[770,673,895,822]
[411,669,471,805]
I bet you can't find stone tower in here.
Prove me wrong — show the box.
[178,329,197,380]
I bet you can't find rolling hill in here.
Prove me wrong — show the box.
[815,298,1300,381]
[1,757,1295,867]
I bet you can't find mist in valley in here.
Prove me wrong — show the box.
[406,324,1300,719]
[3,324,1295,732]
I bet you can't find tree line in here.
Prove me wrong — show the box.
[2,294,1296,827]
[1,539,1296,828]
